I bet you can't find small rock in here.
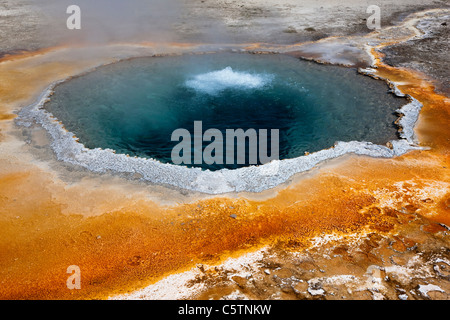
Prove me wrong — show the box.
[283,26,297,33]
[197,264,205,273]
[293,281,308,294]
[308,287,325,296]
[307,279,325,296]
[418,284,445,298]
[433,261,450,277]
[391,255,408,266]
[230,214,237,219]
[231,276,247,288]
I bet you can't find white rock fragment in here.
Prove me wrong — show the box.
[418,284,445,298]
[308,287,325,296]
[307,279,325,296]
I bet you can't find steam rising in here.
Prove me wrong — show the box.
[31,0,185,45]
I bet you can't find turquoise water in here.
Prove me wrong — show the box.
[45,53,406,170]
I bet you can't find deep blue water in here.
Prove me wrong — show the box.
[45,53,406,170]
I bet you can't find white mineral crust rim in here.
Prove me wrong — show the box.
[15,73,424,194]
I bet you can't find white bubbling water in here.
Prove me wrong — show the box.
[185,66,273,95]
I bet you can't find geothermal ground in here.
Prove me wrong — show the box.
[0,0,449,300]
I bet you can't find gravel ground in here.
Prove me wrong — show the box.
[0,1,447,47]
[381,13,450,95]
[1,1,448,94]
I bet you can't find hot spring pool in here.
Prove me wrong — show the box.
[44,52,407,170]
